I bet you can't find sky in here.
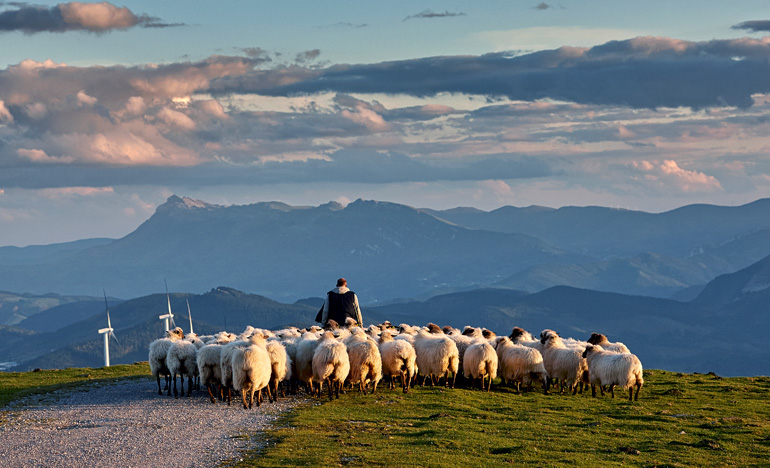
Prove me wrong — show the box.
[2,1,770,246]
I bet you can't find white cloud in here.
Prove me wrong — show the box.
[38,187,115,198]
[157,107,196,130]
[632,159,723,193]
[17,148,75,164]
[0,99,13,123]
[76,90,98,106]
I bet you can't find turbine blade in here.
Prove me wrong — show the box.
[109,330,119,346]
[107,309,112,329]
[187,299,193,335]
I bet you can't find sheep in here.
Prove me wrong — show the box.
[462,340,498,391]
[509,327,541,350]
[276,332,301,394]
[265,340,292,402]
[231,337,272,409]
[166,338,198,398]
[295,331,322,395]
[413,328,459,388]
[344,329,382,395]
[312,331,351,400]
[495,337,548,394]
[219,339,248,405]
[378,331,416,393]
[540,331,588,395]
[582,344,643,401]
[196,343,224,403]
[148,327,184,395]
[447,329,475,381]
[587,333,631,354]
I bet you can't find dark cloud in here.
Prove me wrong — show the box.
[731,20,770,32]
[403,10,466,21]
[0,2,180,34]
[295,49,321,64]
[535,3,552,9]
[210,37,770,109]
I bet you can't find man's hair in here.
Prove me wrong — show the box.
[336,278,347,287]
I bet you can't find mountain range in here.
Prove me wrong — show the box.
[4,196,770,305]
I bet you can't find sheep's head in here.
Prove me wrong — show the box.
[166,327,184,340]
[379,331,394,343]
[587,333,608,345]
[426,323,443,334]
[509,327,530,342]
[344,317,358,328]
[482,329,496,339]
[540,331,559,345]
[582,345,595,358]
[493,336,509,349]
[322,331,335,341]
[325,319,340,330]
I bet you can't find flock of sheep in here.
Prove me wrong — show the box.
[148,318,644,409]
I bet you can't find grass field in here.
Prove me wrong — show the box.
[2,367,768,467]
[237,370,770,467]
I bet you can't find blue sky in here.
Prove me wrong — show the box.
[2,1,770,245]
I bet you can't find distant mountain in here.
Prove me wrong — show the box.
[0,291,106,326]
[4,196,770,302]
[0,196,576,302]
[426,199,770,260]
[495,252,715,298]
[16,299,124,333]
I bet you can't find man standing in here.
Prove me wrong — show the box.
[321,278,363,328]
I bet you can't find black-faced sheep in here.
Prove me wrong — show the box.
[582,344,643,401]
[587,333,631,354]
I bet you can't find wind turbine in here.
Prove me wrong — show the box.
[98,291,118,367]
[159,279,176,332]
[186,299,194,335]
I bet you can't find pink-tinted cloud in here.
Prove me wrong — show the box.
[632,160,723,193]
[0,2,181,34]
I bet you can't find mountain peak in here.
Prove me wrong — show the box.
[157,195,218,213]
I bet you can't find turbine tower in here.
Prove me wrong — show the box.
[97,291,118,367]
[187,299,194,335]
[159,279,176,332]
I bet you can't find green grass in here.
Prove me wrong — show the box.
[237,371,770,467]
[0,362,150,408]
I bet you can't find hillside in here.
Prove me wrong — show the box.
[8,287,317,371]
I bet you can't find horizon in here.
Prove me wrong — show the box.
[2,2,770,245]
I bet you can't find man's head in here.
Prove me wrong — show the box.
[336,278,347,287]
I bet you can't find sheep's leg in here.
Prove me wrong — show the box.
[166,375,172,396]
[487,374,493,392]
[336,380,342,399]
[256,388,262,407]
[156,374,163,395]
[173,373,179,399]
[186,376,193,397]
[610,385,615,398]
[634,383,642,401]
[264,385,272,405]
[206,383,217,403]
[591,384,597,397]
[542,377,549,395]
[226,386,232,406]
[572,381,578,395]
[327,378,333,401]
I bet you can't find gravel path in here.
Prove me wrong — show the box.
[0,378,306,468]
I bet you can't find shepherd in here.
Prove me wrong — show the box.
[317,278,363,328]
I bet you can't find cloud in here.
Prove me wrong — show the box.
[731,20,770,33]
[0,99,13,123]
[37,186,114,198]
[534,3,556,10]
[403,10,466,21]
[212,36,770,110]
[632,160,723,193]
[295,49,321,64]
[0,2,181,34]
[17,148,75,163]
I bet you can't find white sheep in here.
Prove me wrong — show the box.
[344,329,382,395]
[196,343,224,403]
[265,340,292,402]
[413,325,459,388]
[587,333,631,354]
[447,329,475,380]
[462,340,498,391]
[166,338,198,398]
[495,337,548,394]
[219,339,248,405]
[231,337,272,409]
[582,344,643,401]
[540,330,588,395]
[148,327,184,395]
[312,331,351,400]
[295,331,322,395]
[378,331,416,393]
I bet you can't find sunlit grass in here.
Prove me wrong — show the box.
[239,370,770,467]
